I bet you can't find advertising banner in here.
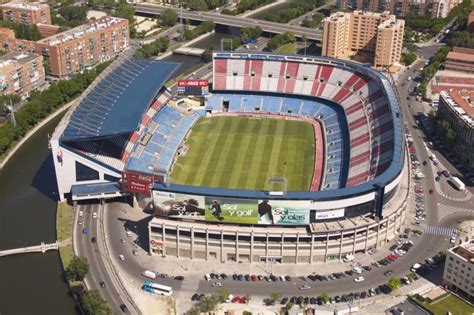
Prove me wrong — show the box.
[257,200,310,225]
[153,191,205,220]
[313,208,345,220]
[177,80,209,96]
[122,171,154,196]
[204,197,259,224]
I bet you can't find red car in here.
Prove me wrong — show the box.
[231,296,241,303]
[429,189,434,195]
[251,275,257,282]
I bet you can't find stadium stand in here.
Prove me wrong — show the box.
[212,54,396,189]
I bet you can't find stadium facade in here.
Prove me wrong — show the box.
[51,52,408,263]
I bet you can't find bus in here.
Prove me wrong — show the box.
[143,281,173,296]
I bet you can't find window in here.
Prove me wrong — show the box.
[75,161,99,182]
[104,174,120,182]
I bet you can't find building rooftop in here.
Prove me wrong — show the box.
[451,240,474,263]
[441,90,474,122]
[0,52,39,70]
[447,51,474,63]
[61,58,179,141]
[36,16,126,47]
[0,2,48,10]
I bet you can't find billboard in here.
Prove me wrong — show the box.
[204,197,259,224]
[313,208,345,220]
[122,171,153,196]
[153,191,205,220]
[177,80,209,96]
[257,200,310,225]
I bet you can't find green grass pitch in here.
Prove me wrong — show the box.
[170,116,316,191]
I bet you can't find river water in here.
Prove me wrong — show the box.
[0,114,78,314]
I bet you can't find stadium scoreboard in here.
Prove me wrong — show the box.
[177,80,209,96]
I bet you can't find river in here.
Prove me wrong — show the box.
[0,114,78,314]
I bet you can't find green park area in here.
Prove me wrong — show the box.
[57,201,75,267]
[412,293,474,315]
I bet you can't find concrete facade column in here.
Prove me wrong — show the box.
[375,222,381,248]
[191,227,194,260]
[206,228,209,261]
[162,223,166,256]
[235,231,239,262]
[220,230,224,263]
[385,218,391,242]
[176,225,180,258]
[250,231,254,263]
[280,233,284,258]
[364,225,370,252]
[338,231,344,260]
[324,233,329,262]
[352,229,357,253]
[310,234,314,263]
[296,233,299,264]
[266,232,269,259]
[148,222,152,255]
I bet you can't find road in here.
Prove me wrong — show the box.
[75,202,138,314]
[134,3,323,41]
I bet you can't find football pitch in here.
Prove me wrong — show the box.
[170,116,316,191]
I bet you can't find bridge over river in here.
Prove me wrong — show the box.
[0,241,59,257]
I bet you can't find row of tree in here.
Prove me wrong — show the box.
[222,0,272,15]
[184,21,215,40]
[0,21,42,41]
[302,12,325,28]
[183,0,226,11]
[0,61,111,156]
[267,32,296,51]
[134,37,170,58]
[263,0,325,24]
[417,46,450,100]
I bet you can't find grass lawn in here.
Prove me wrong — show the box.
[413,294,474,315]
[56,201,74,242]
[171,116,315,191]
[275,42,297,54]
[60,244,74,267]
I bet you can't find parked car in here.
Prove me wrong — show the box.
[119,254,125,261]
[191,293,199,301]
[280,297,289,305]
[211,282,222,287]
[354,276,365,282]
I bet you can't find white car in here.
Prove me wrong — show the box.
[450,236,456,244]
[126,231,132,237]
[92,212,97,219]
[78,211,83,217]
[211,282,222,287]
[352,267,363,274]
[119,254,125,261]
[299,285,311,290]
[354,276,365,282]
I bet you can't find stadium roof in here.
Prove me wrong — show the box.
[61,58,179,141]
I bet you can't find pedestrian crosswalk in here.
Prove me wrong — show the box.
[437,203,474,220]
[425,225,457,237]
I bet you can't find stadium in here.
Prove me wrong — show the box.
[51,52,408,263]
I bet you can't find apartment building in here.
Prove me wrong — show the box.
[337,0,460,18]
[322,11,404,69]
[437,90,474,170]
[0,52,45,97]
[0,2,51,25]
[443,241,474,303]
[35,16,129,77]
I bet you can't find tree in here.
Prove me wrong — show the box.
[403,53,417,65]
[387,278,401,292]
[160,9,178,27]
[113,3,136,24]
[320,292,330,304]
[81,290,112,315]
[0,94,21,113]
[243,311,252,315]
[285,302,294,311]
[270,292,281,305]
[66,256,89,281]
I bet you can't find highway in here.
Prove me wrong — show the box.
[134,3,323,41]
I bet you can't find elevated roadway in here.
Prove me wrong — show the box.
[134,3,323,41]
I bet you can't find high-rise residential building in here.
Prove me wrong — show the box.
[438,90,474,170]
[0,28,37,54]
[0,52,45,97]
[322,11,404,69]
[0,2,52,25]
[443,241,474,303]
[35,16,129,77]
[337,0,460,18]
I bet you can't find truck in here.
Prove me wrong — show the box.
[142,270,157,279]
[449,176,465,191]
